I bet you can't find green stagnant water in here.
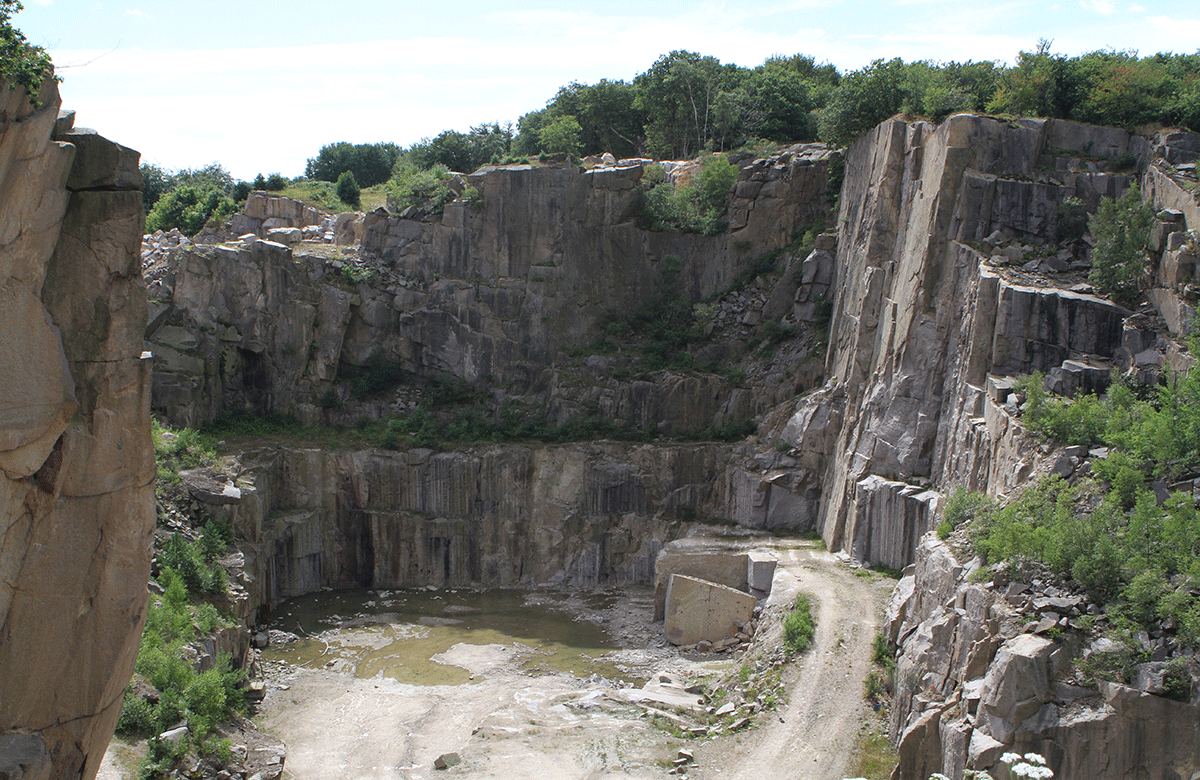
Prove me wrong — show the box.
[262,588,627,686]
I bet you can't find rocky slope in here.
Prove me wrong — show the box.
[0,77,154,780]
[886,536,1200,780]
[759,115,1200,779]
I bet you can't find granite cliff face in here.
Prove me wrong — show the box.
[750,116,1200,567]
[755,114,1200,779]
[0,78,153,780]
[147,147,835,429]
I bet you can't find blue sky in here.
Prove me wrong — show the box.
[15,0,1200,180]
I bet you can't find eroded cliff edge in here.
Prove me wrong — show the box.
[0,77,154,780]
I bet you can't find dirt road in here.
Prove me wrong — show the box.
[692,546,893,780]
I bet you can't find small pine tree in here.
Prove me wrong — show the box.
[336,170,361,209]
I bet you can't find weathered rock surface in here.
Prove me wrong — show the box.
[146,147,835,432]
[231,191,325,237]
[887,535,1200,780]
[752,115,1199,569]
[0,77,153,780]
[218,442,736,612]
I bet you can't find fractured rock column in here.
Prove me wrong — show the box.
[0,76,153,780]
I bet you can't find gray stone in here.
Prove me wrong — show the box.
[0,733,51,780]
[61,128,141,191]
[663,574,756,647]
[746,551,777,593]
[434,752,461,769]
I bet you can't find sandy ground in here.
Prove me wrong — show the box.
[99,541,893,780]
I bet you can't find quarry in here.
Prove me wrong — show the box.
[4,54,1200,780]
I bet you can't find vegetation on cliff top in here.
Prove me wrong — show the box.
[0,1,54,107]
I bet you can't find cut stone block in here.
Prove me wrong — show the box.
[664,574,756,646]
[746,551,777,594]
[654,549,749,621]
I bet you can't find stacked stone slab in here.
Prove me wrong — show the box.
[663,574,756,646]
[230,191,325,237]
[0,76,153,780]
[654,539,775,646]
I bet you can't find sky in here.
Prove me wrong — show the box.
[14,0,1200,181]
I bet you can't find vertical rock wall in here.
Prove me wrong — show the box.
[0,78,153,780]
[217,442,734,614]
[754,115,1167,566]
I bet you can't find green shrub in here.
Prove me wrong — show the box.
[463,185,484,211]
[160,534,226,596]
[142,734,188,780]
[1088,184,1154,305]
[336,170,361,209]
[864,670,887,701]
[871,632,896,672]
[198,516,232,561]
[116,687,156,736]
[638,154,736,235]
[943,488,997,535]
[783,593,815,654]
[1163,657,1193,701]
[388,161,457,214]
[1015,372,1108,445]
[0,1,56,108]
[145,184,237,236]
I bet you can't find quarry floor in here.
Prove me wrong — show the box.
[249,541,893,780]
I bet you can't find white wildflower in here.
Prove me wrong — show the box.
[1024,753,1047,765]
[1001,752,1024,764]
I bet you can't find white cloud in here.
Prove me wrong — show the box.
[1149,14,1200,38]
[40,2,1196,179]
[125,8,151,18]
[1079,0,1116,13]
[1129,3,1146,11]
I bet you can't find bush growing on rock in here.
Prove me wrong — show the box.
[145,179,238,236]
[638,153,736,235]
[0,0,55,107]
[1088,184,1154,305]
[389,161,457,214]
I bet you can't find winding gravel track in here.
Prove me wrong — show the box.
[693,546,893,780]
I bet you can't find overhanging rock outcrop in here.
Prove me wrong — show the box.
[0,77,153,780]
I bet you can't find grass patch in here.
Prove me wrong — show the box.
[783,594,816,654]
[848,720,898,780]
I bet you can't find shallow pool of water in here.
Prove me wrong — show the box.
[262,588,627,686]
